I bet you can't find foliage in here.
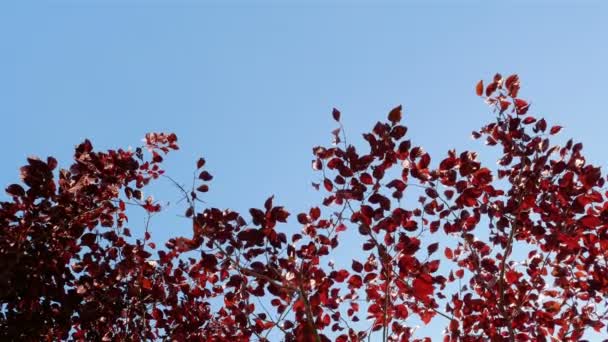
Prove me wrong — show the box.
[1,75,607,341]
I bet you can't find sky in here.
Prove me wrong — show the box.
[1,0,608,340]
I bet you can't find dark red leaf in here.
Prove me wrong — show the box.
[514,98,530,115]
[47,157,58,170]
[332,108,341,122]
[475,80,484,96]
[360,173,374,185]
[427,242,439,255]
[312,159,322,171]
[5,184,25,197]
[388,105,402,124]
[323,178,333,192]
[198,171,213,181]
[152,151,163,163]
[522,116,536,124]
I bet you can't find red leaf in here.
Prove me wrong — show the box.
[536,118,547,132]
[549,125,562,135]
[420,310,434,324]
[185,207,194,217]
[198,171,213,181]
[312,159,322,171]
[580,215,601,228]
[47,156,58,170]
[505,270,520,283]
[352,260,363,273]
[323,178,333,192]
[264,196,274,211]
[444,247,454,259]
[5,184,25,197]
[152,308,163,320]
[522,116,536,124]
[196,157,206,169]
[332,108,341,122]
[429,220,440,233]
[514,98,530,115]
[167,133,178,143]
[449,319,459,332]
[152,151,163,163]
[499,100,510,113]
[425,187,438,198]
[543,301,561,313]
[390,125,407,140]
[485,82,498,96]
[348,275,363,289]
[310,207,321,220]
[427,242,439,255]
[426,259,440,272]
[332,269,349,282]
[395,304,408,319]
[388,105,402,124]
[475,80,484,96]
[360,173,374,185]
[412,275,434,300]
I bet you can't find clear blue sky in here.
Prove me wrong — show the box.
[1,0,607,340]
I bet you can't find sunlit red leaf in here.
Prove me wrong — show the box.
[550,125,562,135]
[413,275,434,300]
[444,247,453,259]
[514,98,530,115]
[475,80,484,96]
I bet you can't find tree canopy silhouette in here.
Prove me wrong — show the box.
[1,74,607,341]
